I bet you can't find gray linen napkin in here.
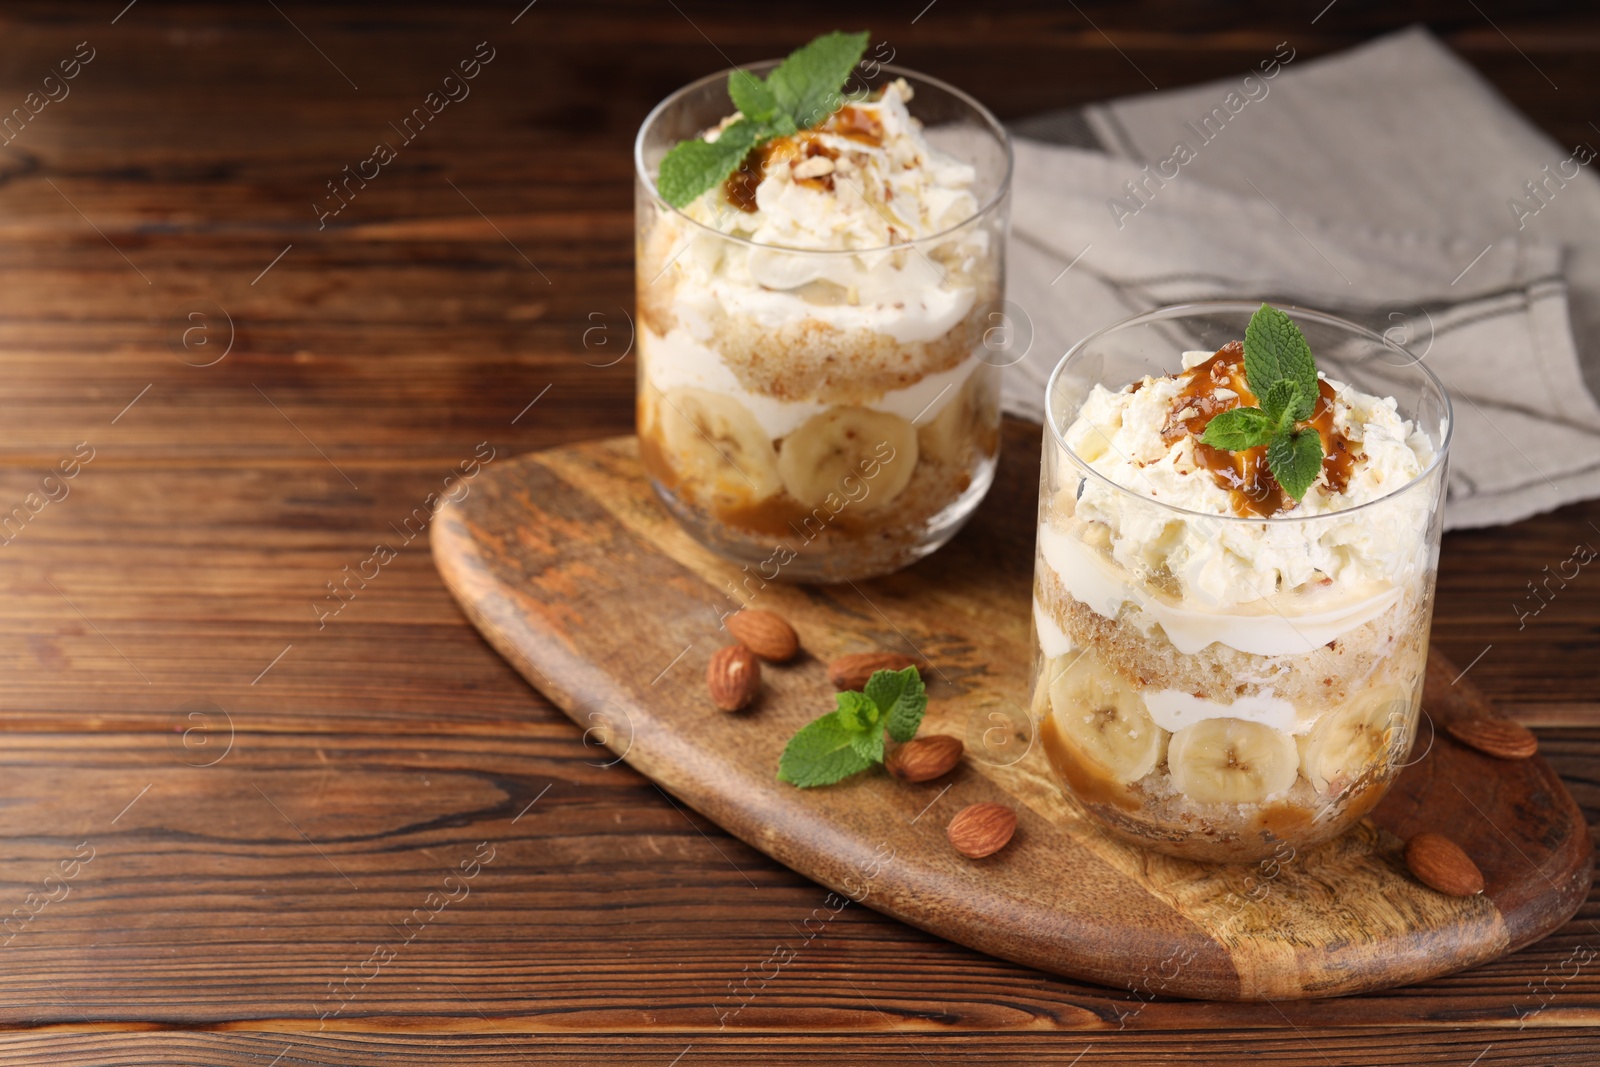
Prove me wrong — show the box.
[1001,26,1600,529]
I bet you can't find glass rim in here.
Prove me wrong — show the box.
[633,59,1014,256]
[1044,300,1454,526]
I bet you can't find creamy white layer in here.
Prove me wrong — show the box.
[1033,596,1073,659]
[1142,688,1303,736]
[665,254,977,345]
[641,324,978,440]
[1036,523,1405,657]
[1048,345,1439,659]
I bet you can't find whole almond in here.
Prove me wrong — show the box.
[886,735,963,783]
[1446,716,1538,760]
[828,652,919,691]
[707,644,760,712]
[947,802,1017,859]
[1405,832,1484,897]
[725,610,799,662]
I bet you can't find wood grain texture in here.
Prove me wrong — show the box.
[0,0,1597,1060]
[0,1030,1596,1066]
[432,423,1593,1001]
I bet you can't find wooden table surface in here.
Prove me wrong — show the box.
[1,1,1596,1063]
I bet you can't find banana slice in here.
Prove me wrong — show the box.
[1046,652,1165,783]
[918,365,1000,466]
[656,386,783,504]
[777,407,918,512]
[1168,718,1299,805]
[636,388,659,440]
[1297,683,1411,794]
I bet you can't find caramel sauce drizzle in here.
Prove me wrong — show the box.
[822,104,884,145]
[721,104,884,213]
[1161,341,1361,517]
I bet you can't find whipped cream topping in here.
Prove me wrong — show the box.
[655,78,987,347]
[1070,351,1436,521]
[1058,350,1438,614]
[1037,346,1441,658]
[685,78,979,249]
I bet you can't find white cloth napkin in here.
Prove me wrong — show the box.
[1001,26,1600,529]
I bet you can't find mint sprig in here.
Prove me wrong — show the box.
[1198,406,1273,452]
[728,69,779,124]
[1198,304,1327,502]
[1244,303,1319,421]
[654,119,765,208]
[777,666,925,788]
[656,30,870,209]
[765,30,870,130]
[1268,429,1325,497]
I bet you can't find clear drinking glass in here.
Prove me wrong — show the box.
[1033,303,1452,863]
[634,61,1012,582]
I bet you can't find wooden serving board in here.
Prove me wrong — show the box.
[431,419,1593,1001]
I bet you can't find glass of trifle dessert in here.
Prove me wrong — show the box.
[1034,303,1452,863]
[634,32,1012,581]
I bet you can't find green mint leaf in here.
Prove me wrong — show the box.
[1199,407,1274,451]
[765,112,798,139]
[657,32,865,209]
[1243,304,1318,421]
[1267,427,1325,501]
[656,117,762,209]
[727,68,778,123]
[777,710,876,787]
[1260,380,1301,436]
[834,690,880,733]
[779,664,924,787]
[865,666,926,744]
[849,727,886,764]
[766,29,870,130]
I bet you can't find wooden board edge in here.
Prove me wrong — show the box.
[429,442,1596,1003]
[428,454,1253,1000]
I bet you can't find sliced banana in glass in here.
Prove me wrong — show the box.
[1167,718,1299,805]
[656,386,783,504]
[1046,652,1165,783]
[777,406,918,511]
[1297,682,1411,794]
[636,387,659,439]
[917,365,999,466]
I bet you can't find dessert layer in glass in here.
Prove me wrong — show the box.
[636,70,1009,581]
[1033,314,1449,863]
